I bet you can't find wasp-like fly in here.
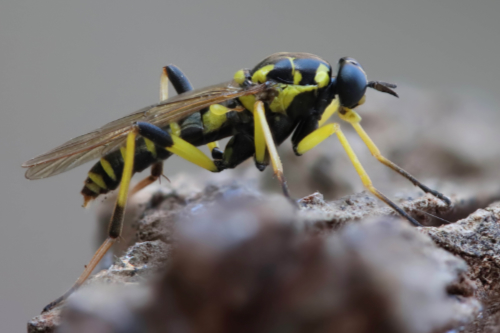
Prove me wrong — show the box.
[23,52,451,312]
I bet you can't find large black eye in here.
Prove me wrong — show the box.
[337,58,367,109]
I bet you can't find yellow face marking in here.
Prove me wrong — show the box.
[339,108,362,124]
[88,172,107,189]
[203,108,227,133]
[144,138,157,158]
[357,95,366,106]
[251,64,274,84]
[269,84,317,114]
[85,182,102,194]
[233,69,246,85]
[100,158,117,181]
[296,123,337,155]
[170,122,181,137]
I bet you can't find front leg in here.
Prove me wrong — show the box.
[340,109,452,206]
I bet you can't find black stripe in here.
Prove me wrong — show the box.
[166,65,193,94]
[109,204,125,238]
[137,122,174,147]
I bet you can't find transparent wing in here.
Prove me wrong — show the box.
[23,81,268,179]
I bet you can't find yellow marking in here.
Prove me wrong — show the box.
[253,102,266,163]
[203,107,227,133]
[120,147,126,160]
[269,84,317,114]
[210,104,230,116]
[293,70,302,85]
[284,56,302,84]
[318,99,339,126]
[233,69,246,85]
[166,135,218,172]
[254,101,289,187]
[296,124,337,155]
[314,64,330,88]
[288,57,296,73]
[207,141,219,151]
[144,138,157,158]
[117,130,137,207]
[239,95,256,112]
[251,64,274,84]
[160,67,169,102]
[88,172,107,189]
[85,182,101,194]
[170,122,181,137]
[334,123,372,187]
[357,95,366,106]
[351,122,381,156]
[333,123,413,222]
[339,108,362,124]
[100,158,117,181]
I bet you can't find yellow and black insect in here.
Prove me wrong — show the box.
[23,52,451,311]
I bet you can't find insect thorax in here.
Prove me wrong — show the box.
[235,52,333,119]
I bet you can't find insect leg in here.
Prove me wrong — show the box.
[294,123,338,155]
[136,122,218,172]
[253,100,291,198]
[341,109,451,206]
[129,161,164,196]
[333,122,421,226]
[318,99,339,126]
[132,64,217,196]
[43,129,139,312]
[167,64,221,155]
[130,67,172,195]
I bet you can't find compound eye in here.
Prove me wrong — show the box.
[337,59,368,109]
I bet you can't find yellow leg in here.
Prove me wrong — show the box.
[43,129,138,312]
[253,102,267,165]
[296,123,338,155]
[253,101,291,198]
[133,67,219,197]
[341,109,451,205]
[318,99,339,127]
[333,123,421,226]
[166,134,218,172]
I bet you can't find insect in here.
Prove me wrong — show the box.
[23,52,451,311]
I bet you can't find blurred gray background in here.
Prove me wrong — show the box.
[2,0,500,331]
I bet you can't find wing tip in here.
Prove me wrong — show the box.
[24,167,38,180]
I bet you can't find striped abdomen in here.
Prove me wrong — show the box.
[80,107,240,203]
[81,136,171,203]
